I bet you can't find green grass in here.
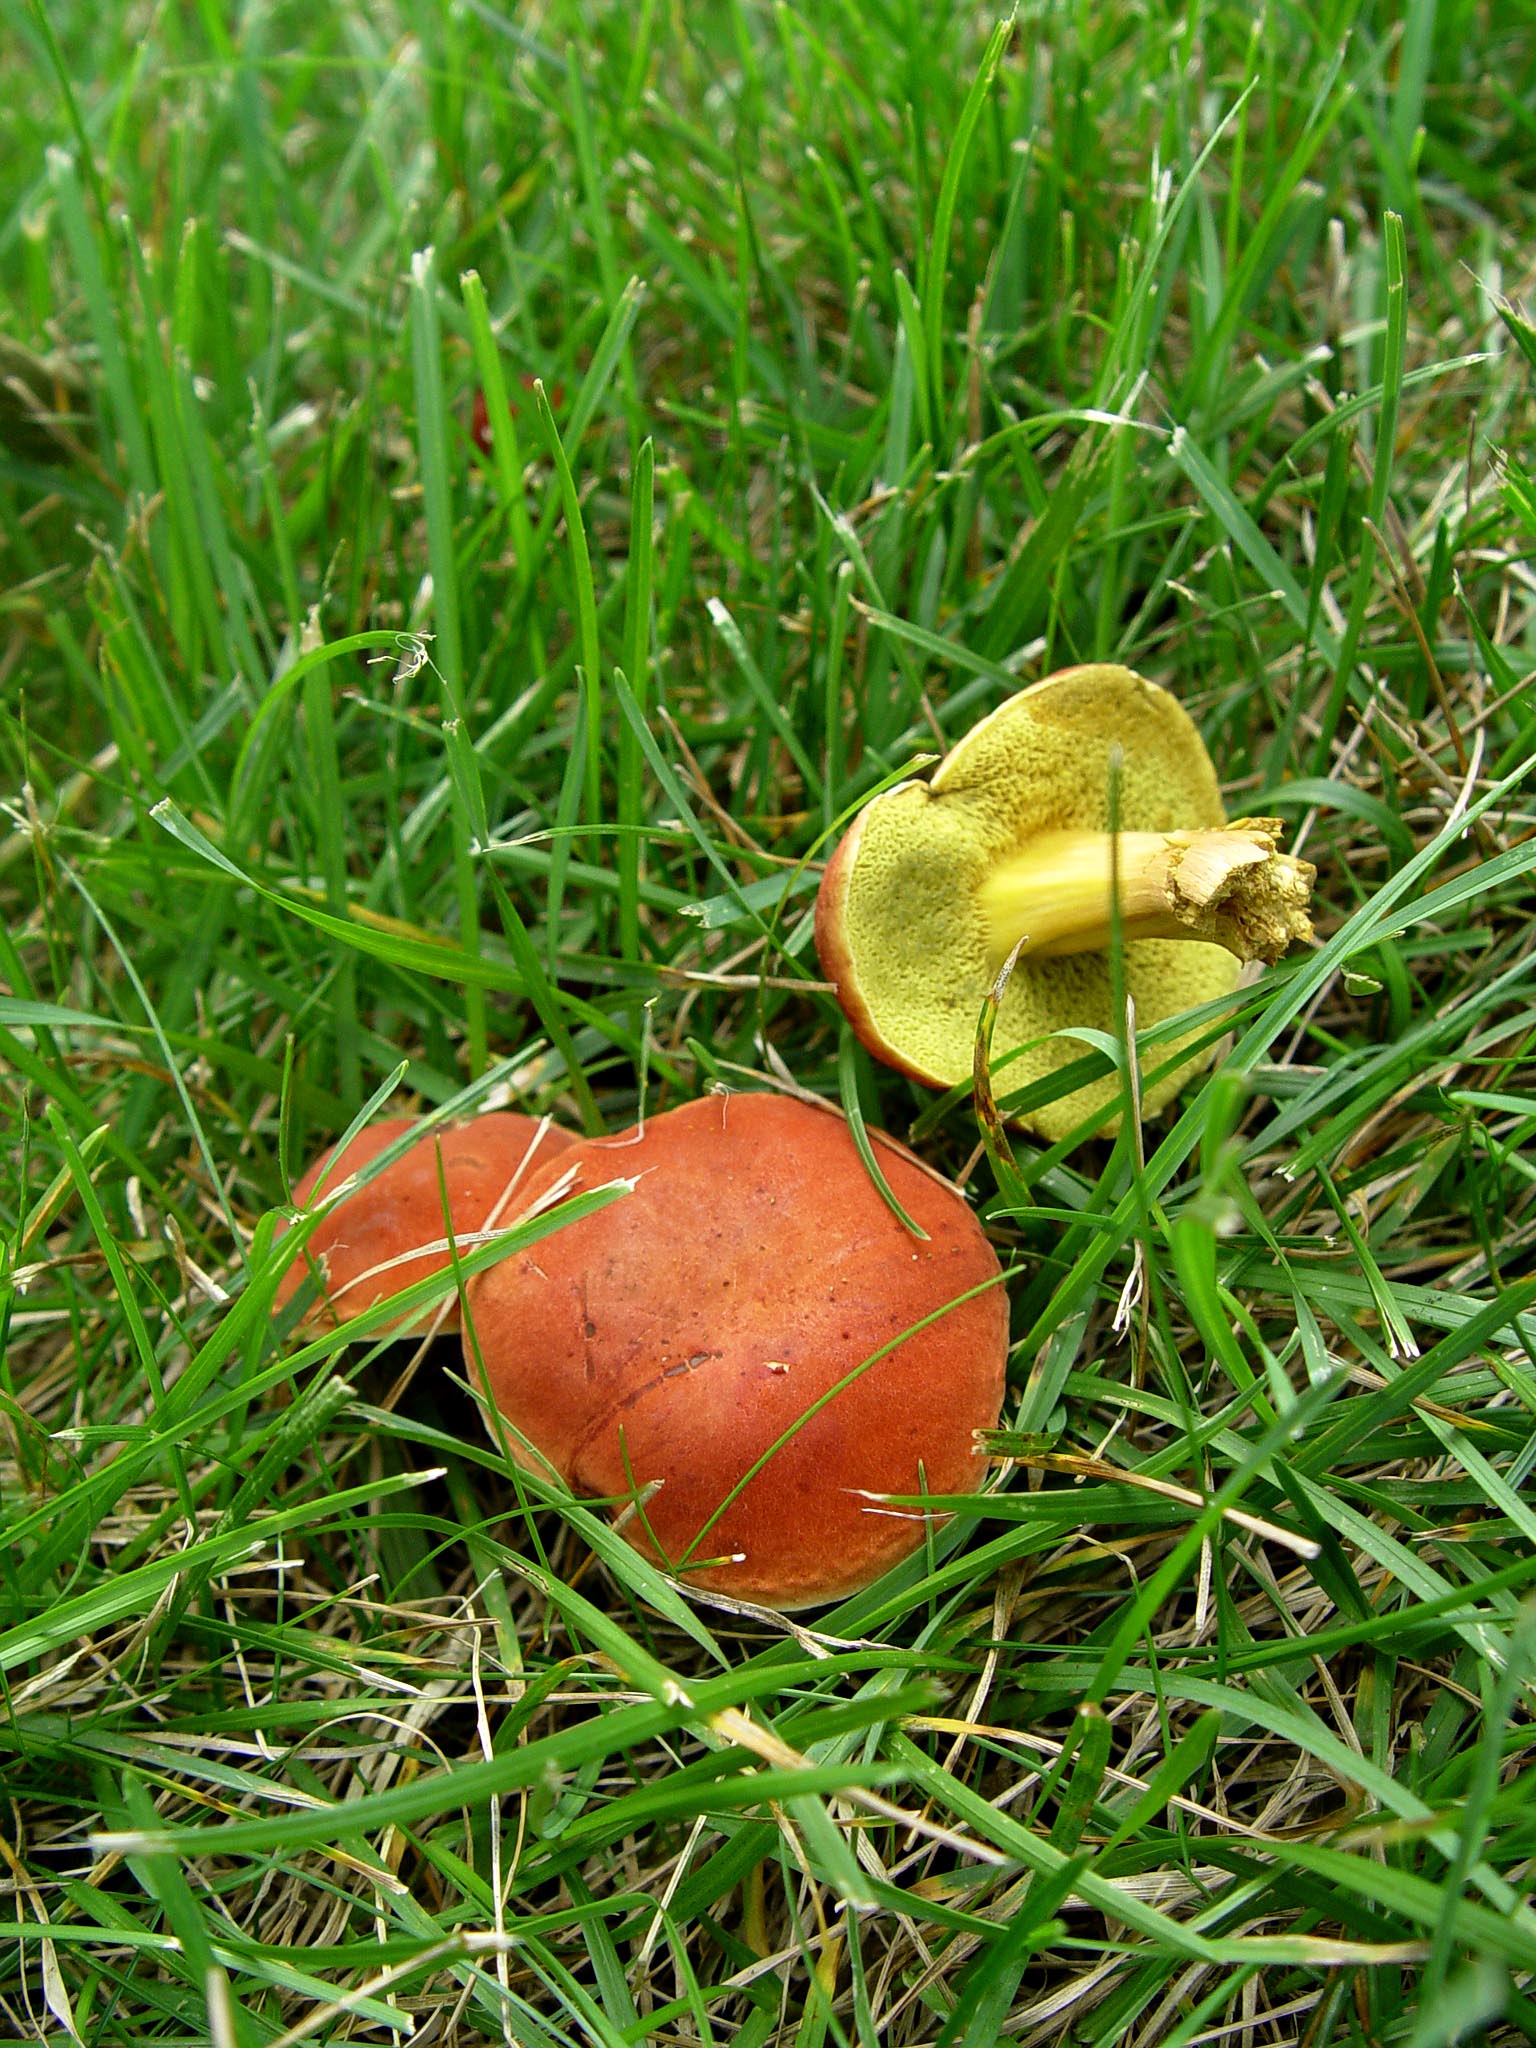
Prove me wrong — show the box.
[4,0,1536,2041]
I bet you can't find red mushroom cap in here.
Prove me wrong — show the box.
[278,1112,577,1334]
[462,1093,1008,1609]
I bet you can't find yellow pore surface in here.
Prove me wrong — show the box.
[836,666,1241,1142]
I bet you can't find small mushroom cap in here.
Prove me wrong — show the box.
[277,1113,578,1334]
[463,1093,1009,1610]
[815,664,1241,1143]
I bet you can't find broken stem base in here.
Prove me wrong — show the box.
[979,818,1315,965]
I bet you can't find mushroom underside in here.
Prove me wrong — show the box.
[829,788,1239,1143]
[818,666,1254,1141]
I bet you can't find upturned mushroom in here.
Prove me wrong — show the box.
[815,664,1314,1142]
[278,1112,577,1334]
[461,1093,1008,1610]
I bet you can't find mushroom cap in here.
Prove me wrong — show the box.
[462,1093,1008,1610]
[278,1113,578,1334]
[815,664,1241,1143]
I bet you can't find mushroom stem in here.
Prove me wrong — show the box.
[978,818,1315,966]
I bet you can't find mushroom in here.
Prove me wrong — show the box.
[815,664,1314,1142]
[278,1112,577,1334]
[462,1093,1008,1610]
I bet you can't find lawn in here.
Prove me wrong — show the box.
[4,1,1536,2042]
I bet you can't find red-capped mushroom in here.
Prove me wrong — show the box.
[462,1093,1008,1610]
[278,1112,577,1335]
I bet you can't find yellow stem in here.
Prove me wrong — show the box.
[978,818,1315,965]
